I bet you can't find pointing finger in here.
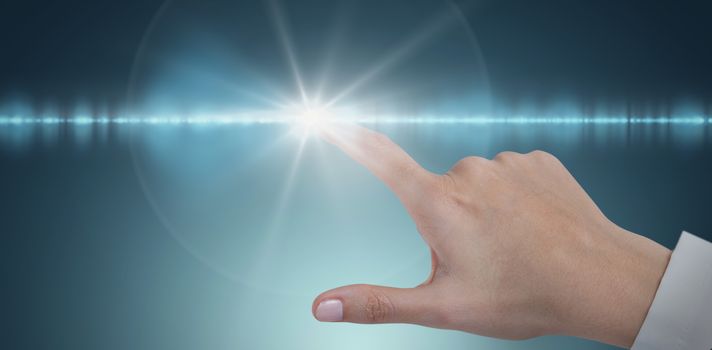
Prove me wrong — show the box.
[319,122,439,209]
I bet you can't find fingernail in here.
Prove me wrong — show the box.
[315,299,343,322]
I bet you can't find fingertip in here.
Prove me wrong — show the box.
[312,288,341,319]
[314,299,344,322]
[313,122,339,145]
[315,120,358,146]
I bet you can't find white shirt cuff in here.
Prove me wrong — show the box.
[631,231,712,350]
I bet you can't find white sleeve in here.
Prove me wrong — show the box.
[631,231,712,350]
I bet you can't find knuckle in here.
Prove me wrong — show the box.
[364,288,395,323]
[449,156,488,174]
[493,151,522,163]
[528,150,557,162]
[443,158,489,211]
[438,173,468,209]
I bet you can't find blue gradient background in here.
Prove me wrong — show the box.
[2,0,712,349]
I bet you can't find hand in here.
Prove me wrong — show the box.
[311,124,672,348]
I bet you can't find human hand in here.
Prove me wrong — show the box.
[311,124,671,348]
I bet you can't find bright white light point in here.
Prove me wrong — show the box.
[291,103,334,136]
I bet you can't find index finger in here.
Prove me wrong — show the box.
[318,122,438,208]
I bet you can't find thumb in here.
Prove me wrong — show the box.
[312,284,438,325]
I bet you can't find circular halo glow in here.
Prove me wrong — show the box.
[126,0,491,295]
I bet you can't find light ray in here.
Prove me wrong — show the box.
[312,1,353,104]
[162,59,292,110]
[266,0,309,105]
[247,125,310,281]
[323,9,460,108]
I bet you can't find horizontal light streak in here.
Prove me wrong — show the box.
[0,116,710,126]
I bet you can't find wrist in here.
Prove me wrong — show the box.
[608,230,670,348]
[555,227,671,348]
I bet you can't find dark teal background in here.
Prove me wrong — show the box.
[2,1,712,349]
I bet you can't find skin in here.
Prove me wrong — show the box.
[311,123,672,348]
